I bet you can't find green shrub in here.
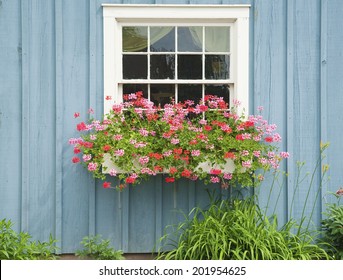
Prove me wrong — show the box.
[321,203,343,259]
[0,219,58,260]
[76,235,124,260]
[157,198,331,260]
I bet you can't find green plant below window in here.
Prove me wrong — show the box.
[76,235,124,260]
[0,219,58,260]
[321,191,343,259]
[157,197,331,260]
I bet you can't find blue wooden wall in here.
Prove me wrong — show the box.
[1,0,342,253]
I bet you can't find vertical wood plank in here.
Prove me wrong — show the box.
[325,0,343,205]
[0,0,22,230]
[61,0,93,252]
[253,0,288,224]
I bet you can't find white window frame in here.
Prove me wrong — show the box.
[102,4,250,115]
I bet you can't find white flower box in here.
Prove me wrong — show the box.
[102,153,236,174]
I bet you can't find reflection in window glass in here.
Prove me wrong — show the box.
[205,27,230,52]
[177,27,202,52]
[150,55,175,79]
[178,55,202,79]
[123,55,147,79]
[205,55,230,79]
[150,84,175,107]
[178,84,202,104]
[122,26,148,52]
[150,27,175,52]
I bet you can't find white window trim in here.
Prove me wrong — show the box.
[103,4,250,115]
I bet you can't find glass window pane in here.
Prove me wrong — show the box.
[122,26,148,52]
[123,84,148,99]
[205,84,230,105]
[150,27,175,52]
[150,55,175,79]
[150,84,175,107]
[177,27,202,52]
[205,27,230,52]
[178,84,202,104]
[205,55,230,79]
[123,55,147,79]
[178,55,202,79]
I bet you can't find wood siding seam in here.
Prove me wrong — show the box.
[20,0,30,234]
[88,0,97,238]
[55,0,63,253]
[286,0,295,221]
[320,0,328,218]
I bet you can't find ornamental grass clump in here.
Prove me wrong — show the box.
[157,198,331,260]
[70,92,289,189]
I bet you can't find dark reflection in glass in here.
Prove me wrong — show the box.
[123,55,147,79]
[123,84,148,98]
[177,27,202,52]
[178,55,202,79]
[150,84,175,107]
[150,27,175,52]
[205,84,230,105]
[205,55,230,79]
[122,26,148,52]
[150,55,175,79]
[178,84,202,104]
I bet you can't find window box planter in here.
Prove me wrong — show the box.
[102,153,236,175]
[70,93,289,189]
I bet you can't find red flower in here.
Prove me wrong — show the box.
[181,169,192,178]
[189,139,198,145]
[103,182,111,188]
[154,166,163,172]
[74,147,81,154]
[72,157,80,163]
[136,91,143,98]
[236,134,244,141]
[165,177,175,183]
[244,121,255,128]
[149,153,163,160]
[218,100,228,109]
[102,145,111,152]
[204,125,212,131]
[196,133,207,140]
[105,95,112,100]
[181,155,189,163]
[126,177,136,184]
[169,167,178,174]
[74,112,80,118]
[82,141,93,148]
[210,169,222,175]
[224,152,236,159]
[173,148,183,155]
[223,127,232,134]
[199,104,208,112]
[76,122,87,131]
[265,136,273,143]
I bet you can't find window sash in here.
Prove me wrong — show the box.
[103,5,250,115]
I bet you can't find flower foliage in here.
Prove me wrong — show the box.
[69,92,289,189]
